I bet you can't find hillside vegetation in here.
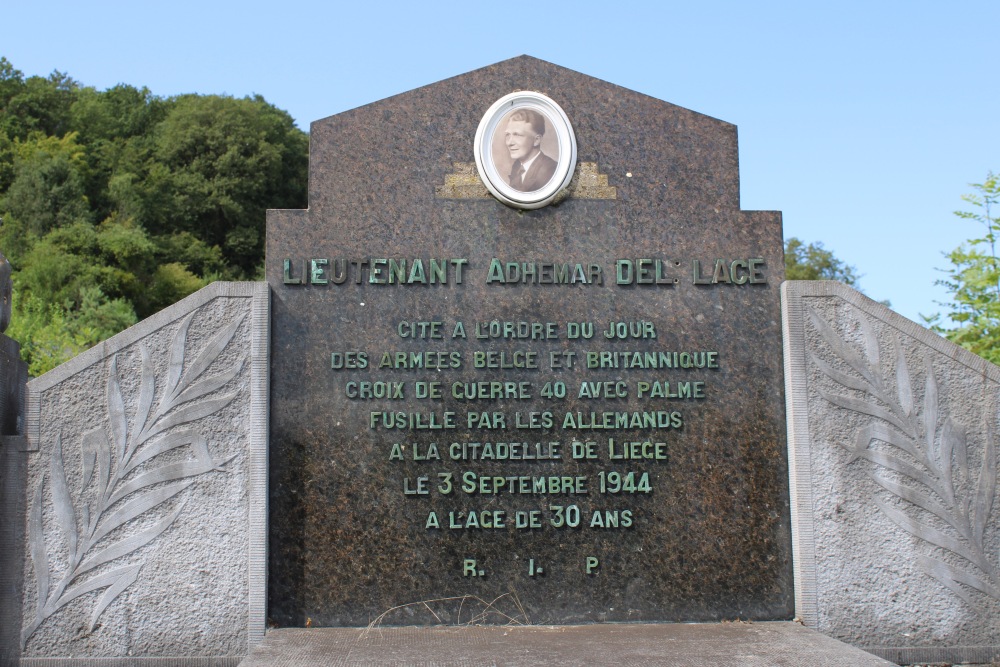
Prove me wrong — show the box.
[0,58,308,374]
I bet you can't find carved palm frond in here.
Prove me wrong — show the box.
[808,305,1000,611]
[22,311,246,648]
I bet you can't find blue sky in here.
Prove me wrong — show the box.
[4,1,998,324]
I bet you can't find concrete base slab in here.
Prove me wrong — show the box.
[240,623,896,666]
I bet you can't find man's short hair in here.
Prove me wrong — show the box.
[508,109,546,136]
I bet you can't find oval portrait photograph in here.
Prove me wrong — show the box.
[474,92,577,209]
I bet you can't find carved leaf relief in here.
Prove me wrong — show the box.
[808,305,1000,611]
[22,310,246,648]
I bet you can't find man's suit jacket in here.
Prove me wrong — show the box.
[509,152,558,192]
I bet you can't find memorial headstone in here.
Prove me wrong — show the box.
[11,55,993,666]
[266,55,793,626]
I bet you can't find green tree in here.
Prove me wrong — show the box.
[0,58,77,142]
[5,292,82,376]
[111,93,307,275]
[925,173,1000,363]
[0,58,309,374]
[1,132,91,239]
[784,237,860,285]
[4,285,136,377]
[68,84,168,221]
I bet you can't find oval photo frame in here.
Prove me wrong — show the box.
[474,92,577,210]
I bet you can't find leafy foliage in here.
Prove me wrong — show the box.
[4,293,98,376]
[0,57,308,374]
[925,173,1000,364]
[784,237,860,285]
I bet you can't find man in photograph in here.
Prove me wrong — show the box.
[503,109,557,192]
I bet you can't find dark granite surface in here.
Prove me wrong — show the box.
[265,56,791,627]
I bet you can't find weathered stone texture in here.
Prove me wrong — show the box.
[783,280,1000,666]
[241,622,897,666]
[2,282,268,665]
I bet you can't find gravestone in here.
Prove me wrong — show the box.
[10,55,1000,666]
[266,55,793,626]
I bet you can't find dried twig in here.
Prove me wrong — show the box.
[361,591,530,640]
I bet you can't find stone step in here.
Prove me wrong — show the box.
[240,622,896,666]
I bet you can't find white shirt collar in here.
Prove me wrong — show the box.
[519,150,541,181]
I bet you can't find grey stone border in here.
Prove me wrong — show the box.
[21,281,269,660]
[18,659,242,667]
[781,281,819,627]
[866,645,1000,665]
[782,280,1000,664]
[248,283,269,648]
[1,412,27,667]
[239,623,897,667]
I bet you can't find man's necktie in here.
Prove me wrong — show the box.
[512,161,525,188]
